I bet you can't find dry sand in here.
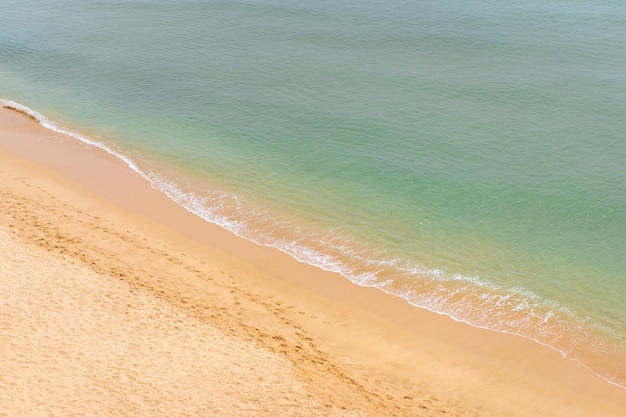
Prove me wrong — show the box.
[1,106,626,416]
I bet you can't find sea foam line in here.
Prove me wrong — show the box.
[2,97,624,390]
[2,99,150,182]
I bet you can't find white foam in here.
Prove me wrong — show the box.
[1,99,151,183]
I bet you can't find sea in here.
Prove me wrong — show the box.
[1,0,625,388]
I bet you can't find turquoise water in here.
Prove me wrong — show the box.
[2,0,625,386]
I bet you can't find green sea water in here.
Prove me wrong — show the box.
[1,0,625,386]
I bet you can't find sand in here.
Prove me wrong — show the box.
[1,105,625,416]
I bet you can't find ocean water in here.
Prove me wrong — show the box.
[1,0,625,387]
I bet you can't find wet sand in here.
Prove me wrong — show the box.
[1,106,625,416]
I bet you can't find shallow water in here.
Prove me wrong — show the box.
[1,0,625,387]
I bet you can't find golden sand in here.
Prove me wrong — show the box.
[1,106,625,416]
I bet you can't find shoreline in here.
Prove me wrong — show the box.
[3,98,625,390]
[2,105,626,415]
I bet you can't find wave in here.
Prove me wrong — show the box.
[2,97,625,390]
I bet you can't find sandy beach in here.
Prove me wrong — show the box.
[1,105,626,416]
